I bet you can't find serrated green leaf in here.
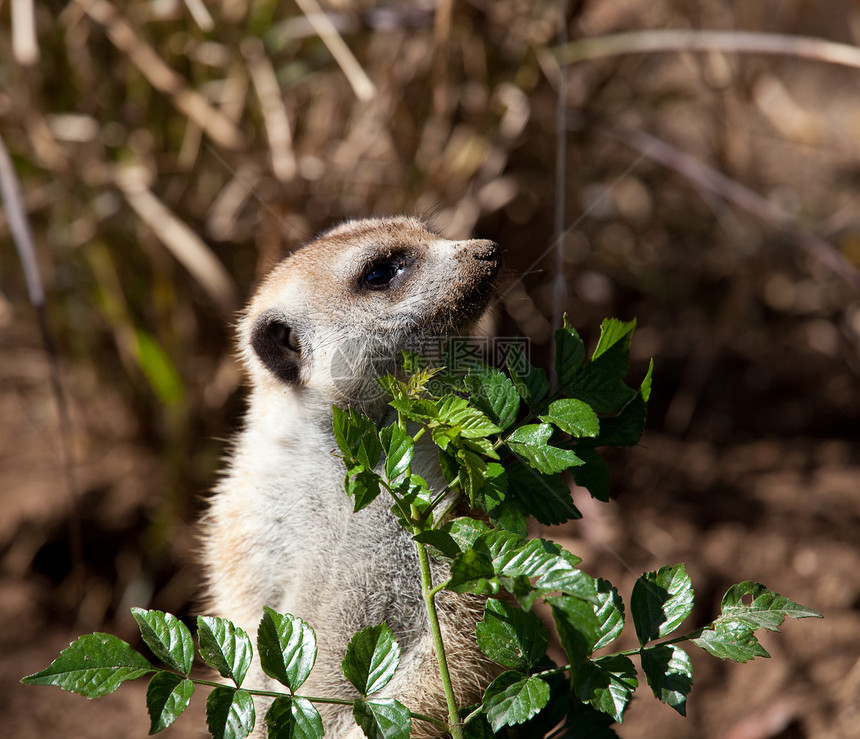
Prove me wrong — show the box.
[570,449,610,502]
[719,582,822,630]
[379,423,415,480]
[593,579,625,651]
[507,423,584,474]
[593,394,647,447]
[548,595,602,662]
[506,344,550,409]
[265,696,324,739]
[540,398,600,438]
[464,368,521,430]
[630,564,694,645]
[482,671,551,731]
[21,633,154,698]
[506,462,582,525]
[437,395,502,438]
[342,624,401,696]
[591,319,637,362]
[473,462,507,513]
[146,672,194,733]
[197,616,253,687]
[475,599,548,670]
[257,608,317,692]
[691,621,770,662]
[566,365,637,416]
[448,547,499,595]
[488,500,528,536]
[131,607,194,675]
[206,686,255,739]
[332,406,382,469]
[352,697,412,739]
[640,644,692,716]
[575,655,638,723]
[344,466,383,512]
[555,316,587,391]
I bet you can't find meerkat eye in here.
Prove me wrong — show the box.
[360,257,406,290]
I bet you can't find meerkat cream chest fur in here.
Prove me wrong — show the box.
[203,216,501,737]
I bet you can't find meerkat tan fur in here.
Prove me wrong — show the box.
[202,216,502,737]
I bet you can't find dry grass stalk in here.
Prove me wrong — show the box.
[561,28,860,70]
[293,0,376,102]
[11,0,39,65]
[241,38,297,183]
[114,166,239,316]
[74,0,246,150]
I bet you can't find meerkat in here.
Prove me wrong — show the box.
[202,216,502,737]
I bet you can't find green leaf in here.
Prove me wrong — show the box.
[344,466,383,512]
[482,671,551,731]
[21,633,154,698]
[352,697,412,739]
[206,686,255,739]
[332,406,382,469]
[640,644,692,716]
[506,344,549,409]
[266,696,324,739]
[591,318,637,363]
[488,500,528,536]
[146,672,194,733]
[630,564,694,645]
[593,579,625,651]
[691,620,770,662]
[473,462,508,513]
[507,423,584,474]
[197,616,253,687]
[539,398,600,438]
[564,319,638,415]
[506,462,582,525]
[566,697,622,737]
[570,449,610,502]
[131,607,194,675]
[257,608,317,692]
[134,328,184,406]
[342,624,401,696]
[475,599,548,670]
[575,655,638,724]
[464,368,521,430]
[548,595,602,662]
[593,394,647,447]
[379,423,414,480]
[555,315,587,391]
[437,395,501,438]
[719,582,822,631]
[448,547,499,595]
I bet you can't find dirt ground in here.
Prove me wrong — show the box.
[2,287,859,739]
[2,2,860,738]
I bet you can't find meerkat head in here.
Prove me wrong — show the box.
[239,216,500,410]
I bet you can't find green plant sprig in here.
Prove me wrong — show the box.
[23,316,820,739]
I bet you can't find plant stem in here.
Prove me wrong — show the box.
[414,535,465,739]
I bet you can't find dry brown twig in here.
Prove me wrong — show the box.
[71,0,246,150]
[561,28,860,70]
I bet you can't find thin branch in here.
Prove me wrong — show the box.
[561,28,860,70]
[241,38,297,182]
[600,124,860,292]
[0,133,83,596]
[12,0,39,65]
[293,0,376,102]
[114,165,239,316]
[74,0,246,150]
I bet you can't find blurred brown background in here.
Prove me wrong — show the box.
[2,1,859,737]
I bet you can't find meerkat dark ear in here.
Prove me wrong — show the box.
[251,314,303,385]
